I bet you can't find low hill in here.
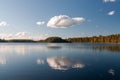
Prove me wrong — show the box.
[44,37,70,43]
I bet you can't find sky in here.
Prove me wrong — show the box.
[0,0,120,40]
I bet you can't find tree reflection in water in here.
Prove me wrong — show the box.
[91,46,120,52]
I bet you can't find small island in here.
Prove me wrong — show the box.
[0,34,120,44]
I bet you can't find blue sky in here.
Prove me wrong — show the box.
[0,0,120,40]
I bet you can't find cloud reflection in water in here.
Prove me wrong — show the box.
[0,57,6,65]
[108,69,115,76]
[37,59,44,64]
[47,57,85,70]
[0,44,47,55]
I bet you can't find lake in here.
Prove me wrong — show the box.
[0,43,120,80]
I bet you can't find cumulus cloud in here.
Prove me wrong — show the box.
[103,0,116,3]
[47,15,85,28]
[108,11,115,16]
[47,57,85,70]
[36,21,45,26]
[0,21,9,27]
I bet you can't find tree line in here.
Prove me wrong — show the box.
[66,34,120,43]
[0,34,120,43]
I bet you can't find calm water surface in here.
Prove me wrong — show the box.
[0,43,120,80]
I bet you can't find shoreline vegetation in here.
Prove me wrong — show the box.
[0,34,120,44]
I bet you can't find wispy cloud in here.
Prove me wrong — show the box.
[0,32,29,40]
[0,21,9,27]
[108,11,115,16]
[0,32,47,40]
[36,21,45,26]
[31,35,47,41]
[15,32,28,37]
[103,0,116,3]
[47,15,85,28]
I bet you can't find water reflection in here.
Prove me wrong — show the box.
[63,43,120,52]
[47,43,62,49]
[108,69,115,76]
[0,44,47,55]
[0,43,119,80]
[91,46,120,52]
[0,57,6,65]
[37,59,44,64]
[47,57,85,70]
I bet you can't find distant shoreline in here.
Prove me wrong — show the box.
[0,34,120,44]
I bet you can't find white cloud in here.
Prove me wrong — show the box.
[15,32,28,37]
[103,0,116,3]
[0,32,28,40]
[47,57,85,70]
[30,34,48,41]
[36,21,45,26]
[47,15,85,28]
[6,34,13,38]
[0,32,47,40]
[108,11,115,16]
[0,34,9,39]
[0,21,9,27]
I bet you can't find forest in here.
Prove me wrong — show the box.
[66,34,120,43]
